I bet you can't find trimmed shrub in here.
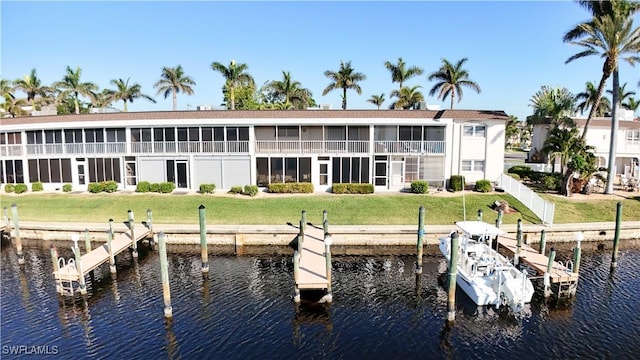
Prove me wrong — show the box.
[267,182,314,193]
[410,180,429,194]
[332,183,374,194]
[136,181,151,193]
[63,184,72,192]
[103,181,118,193]
[199,183,216,194]
[507,165,532,180]
[150,183,160,193]
[474,179,493,193]
[88,182,104,193]
[4,184,15,193]
[159,182,176,194]
[449,175,465,192]
[244,185,259,197]
[31,182,44,192]
[229,186,243,194]
[14,184,27,194]
[543,175,560,191]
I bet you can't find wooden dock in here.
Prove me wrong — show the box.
[498,236,578,283]
[296,224,329,290]
[53,224,152,282]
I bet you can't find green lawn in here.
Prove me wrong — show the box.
[1,192,638,225]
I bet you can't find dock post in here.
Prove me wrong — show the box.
[447,232,460,322]
[128,210,138,258]
[199,205,209,275]
[477,209,483,222]
[158,232,173,318]
[84,229,91,253]
[515,219,523,266]
[299,210,306,250]
[324,233,333,303]
[611,202,622,271]
[539,229,547,255]
[496,209,503,229]
[146,209,154,247]
[416,205,425,275]
[3,206,9,230]
[544,248,556,297]
[11,204,24,265]
[573,232,583,275]
[50,245,62,294]
[107,230,116,274]
[323,210,328,236]
[72,234,87,295]
[293,249,301,303]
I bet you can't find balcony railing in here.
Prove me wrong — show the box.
[255,140,370,153]
[131,141,249,154]
[25,142,127,155]
[374,141,445,154]
[0,145,23,157]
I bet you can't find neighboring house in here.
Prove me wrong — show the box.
[528,109,640,181]
[0,109,508,192]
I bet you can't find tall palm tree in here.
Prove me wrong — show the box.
[390,86,424,110]
[622,97,639,111]
[108,78,156,112]
[606,82,636,104]
[1,96,28,118]
[527,85,576,127]
[322,60,366,110]
[505,115,520,149]
[427,57,481,109]
[54,66,98,115]
[265,71,313,109]
[154,65,196,111]
[211,60,253,110]
[367,93,385,109]
[575,81,611,116]
[1,78,15,100]
[13,68,52,108]
[384,57,423,91]
[91,89,116,109]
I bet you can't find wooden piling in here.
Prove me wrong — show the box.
[544,248,556,297]
[611,202,622,270]
[84,229,91,253]
[323,210,328,236]
[324,233,333,303]
[447,232,460,322]
[515,219,522,265]
[573,232,583,275]
[72,234,87,295]
[293,249,301,303]
[128,210,138,258]
[146,209,154,247]
[158,232,173,318]
[199,205,209,275]
[539,229,547,255]
[3,207,9,230]
[477,209,483,222]
[299,210,306,249]
[11,204,24,265]
[50,245,62,294]
[416,205,425,275]
[107,230,116,274]
[496,209,503,228]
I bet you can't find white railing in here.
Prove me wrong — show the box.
[254,140,369,153]
[497,173,555,225]
[0,145,23,157]
[374,141,445,154]
[25,142,126,155]
[132,141,249,154]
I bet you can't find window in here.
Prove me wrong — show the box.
[1,132,22,145]
[226,127,249,141]
[627,130,640,145]
[463,125,486,137]
[278,126,299,139]
[87,158,121,182]
[257,157,311,184]
[332,157,370,184]
[1,160,24,183]
[106,128,126,142]
[85,129,104,143]
[26,131,43,144]
[131,128,152,142]
[461,160,485,172]
[399,126,422,141]
[405,157,419,182]
[27,159,72,183]
[45,130,62,144]
[65,129,83,144]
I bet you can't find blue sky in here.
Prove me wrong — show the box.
[2,1,639,121]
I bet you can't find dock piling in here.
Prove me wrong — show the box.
[477,209,483,222]
[72,234,87,295]
[573,232,583,276]
[324,233,333,303]
[496,209,503,229]
[107,230,116,274]
[128,210,138,258]
[3,206,9,230]
[11,204,24,265]
[84,229,91,253]
[539,229,547,255]
[293,249,301,303]
[515,219,523,266]
[199,205,209,275]
[611,202,622,271]
[416,206,425,275]
[158,232,173,318]
[146,209,154,247]
[544,248,556,297]
[323,210,328,236]
[447,232,460,322]
[50,245,62,294]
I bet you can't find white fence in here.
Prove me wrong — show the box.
[497,173,555,225]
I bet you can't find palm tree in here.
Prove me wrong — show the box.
[265,71,313,109]
[528,85,576,127]
[427,57,481,109]
[108,78,156,112]
[367,93,385,109]
[12,68,53,108]
[505,115,520,149]
[211,60,253,110]
[384,57,423,91]
[322,60,366,110]
[542,127,580,176]
[91,89,116,109]
[622,97,639,111]
[606,82,636,104]
[390,86,424,110]
[54,66,98,115]
[575,81,611,116]
[1,95,28,117]
[154,65,196,111]
[1,78,15,100]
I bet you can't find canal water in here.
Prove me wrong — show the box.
[1,243,639,359]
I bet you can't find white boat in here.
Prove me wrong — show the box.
[439,221,534,313]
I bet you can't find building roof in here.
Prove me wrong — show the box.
[0,109,510,127]
[534,117,640,129]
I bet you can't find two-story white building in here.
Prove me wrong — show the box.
[0,109,508,192]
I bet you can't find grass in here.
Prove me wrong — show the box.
[1,192,637,225]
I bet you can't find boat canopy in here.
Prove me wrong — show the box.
[455,221,505,237]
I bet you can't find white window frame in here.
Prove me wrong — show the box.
[461,160,485,172]
[462,124,486,137]
[626,129,640,145]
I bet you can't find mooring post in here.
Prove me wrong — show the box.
[447,232,460,322]
[127,209,138,258]
[301,210,307,230]
[611,202,623,271]
[573,232,583,275]
[496,209,503,229]
[299,210,306,250]
[293,249,301,303]
[477,209,483,222]
[84,228,91,253]
[324,233,333,303]
[158,232,173,318]
[539,229,547,255]
[72,234,87,295]
[544,248,556,297]
[107,230,116,274]
[11,204,24,265]
[50,245,62,294]
[515,219,523,266]
[416,205,425,275]
[323,210,328,236]
[146,209,154,247]
[3,207,9,230]
[199,204,209,275]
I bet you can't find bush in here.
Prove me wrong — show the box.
[159,182,176,194]
[507,165,532,180]
[449,175,465,192]
[4,184,15,193]
[31,182,44,192]
[507,173,521,181]
[199,183,216,194]
[410,180,429,194]
[136,181,151,193]
[267,182,314,193]
[475,179,493,193]
[150,183,160,193]
[62,184,72,192]
[543,175,560,191]
[332,183,374,194]
[103,181,118,193]
[88,182,105,193]
[229,186,243,194]
[14,184,27,194]
[244,185,259,197]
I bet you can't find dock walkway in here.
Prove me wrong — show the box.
[296,224,329,290]
[498,236,578,283]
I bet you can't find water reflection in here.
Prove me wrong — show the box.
[164,318,180,360]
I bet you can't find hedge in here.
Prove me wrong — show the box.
[14,184,27,194]
[63,184,72,192]
[136,181,151,193]
[32,182,44,192]
[159,182,176,194]
[199,183,216,194]
[332,183,374,194]
[4,184,15,193]
[507,165,533,179]
[474,179,493,193]
[449,175,465,192]
[267,182,314,193]
[229,186,243,194]
[410,180,429,194]
[244,185,259,197]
